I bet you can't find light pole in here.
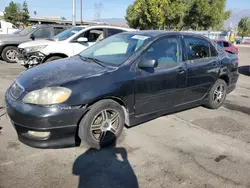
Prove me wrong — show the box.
[72,0,76,25]
[80,0,83,25]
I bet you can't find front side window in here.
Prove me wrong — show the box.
[33,27,51,38]
[185,37,210,60]
[143,36,182,69]
[80,34,151,66]
[85,29,104,42]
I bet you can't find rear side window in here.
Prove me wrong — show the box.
[223,41,230,47]
[106,29,124,37]
[54,27,64,35]
[184,37,210,60]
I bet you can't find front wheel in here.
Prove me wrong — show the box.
[78,100,125,149]
[205,79,227,109]
[2,46,18,63]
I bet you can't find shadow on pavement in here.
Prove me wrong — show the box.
[72,140,138,188]
[239,66,250,76]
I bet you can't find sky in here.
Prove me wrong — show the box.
[0,0,250,21]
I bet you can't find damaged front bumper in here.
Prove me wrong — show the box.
[17,48,46,67]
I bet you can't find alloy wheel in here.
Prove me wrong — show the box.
[90,109,120,142]
[6,49,18,61]
[213,84,226,105]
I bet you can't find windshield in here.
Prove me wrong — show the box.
[80,34,152,66]
[52,26,86,41]
[19,26,37,36]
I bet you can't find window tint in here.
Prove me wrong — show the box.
[0,22,1,29]
[144,36,181,69]
[223,41,230,47]
[33,27,51,38]
[54,27,64,35]
[107,29,124,37]
[185,37,210,60]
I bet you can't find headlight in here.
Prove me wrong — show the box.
[23,87,71,105]
[25,45,47,53]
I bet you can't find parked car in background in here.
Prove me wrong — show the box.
[0,24,70,63]
[17,25,135,68]
[0,20,19,35]
[242,38,250,45]
[215,40,238,55]
[6,31,239,149]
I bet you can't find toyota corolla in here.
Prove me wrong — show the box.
[5,31,239,149]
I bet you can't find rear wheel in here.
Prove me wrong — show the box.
[78,100,125,149]
[205,79,227,109]
[2,46,18,63]
[45,56,62,63]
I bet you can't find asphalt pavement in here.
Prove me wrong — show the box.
[1,47,250,188]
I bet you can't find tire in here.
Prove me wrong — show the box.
[45,56,62,63]
[78,99,125,149]
[205,79,228,109]
[1,46,18,63]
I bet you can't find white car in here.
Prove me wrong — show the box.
[17,25,135,68]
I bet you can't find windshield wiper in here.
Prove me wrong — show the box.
[77,55,106,67]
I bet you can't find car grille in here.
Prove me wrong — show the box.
[10,82,24,99]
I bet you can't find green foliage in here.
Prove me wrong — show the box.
[21,1,30,25]
[125,0,230,31]
[238,17,250,38]
[4,1,30,26]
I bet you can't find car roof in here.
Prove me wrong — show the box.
[32,24,71,28]
[82,25,135,31]
[120,30,211,39]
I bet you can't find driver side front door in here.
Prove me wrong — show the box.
[134,35,187,116]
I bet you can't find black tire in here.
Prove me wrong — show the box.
[45,56,62,63]
[205,79,227,109]
[78,99,125,149]
[1,46,18,63]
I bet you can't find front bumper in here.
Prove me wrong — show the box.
[5,88,87,148]
[17,48,46,66]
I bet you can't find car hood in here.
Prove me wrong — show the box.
[16,56,111,91]
[18,39,52,48]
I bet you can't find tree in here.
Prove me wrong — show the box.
[21,1,30,25]
[238,17,250,38]
[4,1,19,25]
[183,0,230,30]
[125,0,231,31]
[4,1,30,26]
[125,0,186,30]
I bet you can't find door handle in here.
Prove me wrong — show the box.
[177,67,185,74]
[212,62,219,67]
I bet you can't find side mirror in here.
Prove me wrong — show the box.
[77,37,88,43]
[138,58,158,69]
[30,34,35,40]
